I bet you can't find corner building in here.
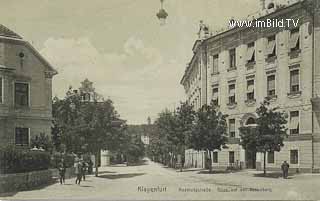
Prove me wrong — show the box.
[0,25,57,147]
[181,0,320,172]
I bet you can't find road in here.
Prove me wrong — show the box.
[1,159,320,200]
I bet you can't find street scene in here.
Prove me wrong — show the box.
[0,0,320,200]
[2,159,320,200]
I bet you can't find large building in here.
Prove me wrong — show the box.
[181,0,320,172]
[0,24,57,147]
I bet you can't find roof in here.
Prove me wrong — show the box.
[0,24,22,39]
[0,24,57,75]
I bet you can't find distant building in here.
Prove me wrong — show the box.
[181,0,320,172]
[0,24,57,147]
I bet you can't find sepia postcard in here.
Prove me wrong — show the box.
[0,0,320,200]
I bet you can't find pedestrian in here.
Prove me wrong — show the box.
[281,160,290,179]
[88,160,93,174]
[58,159,66,184]
[82,161,88,181]
[75,160,83,185]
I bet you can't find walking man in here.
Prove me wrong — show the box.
[75,160,83,185]
[58,159,66,184]
[281,161,290,179]
[82,161,87,181]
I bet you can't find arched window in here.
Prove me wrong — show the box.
[246,117,256,125]
[268,3,275,9]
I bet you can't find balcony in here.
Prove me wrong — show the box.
[265,55,277,63]
[227,67,237,72]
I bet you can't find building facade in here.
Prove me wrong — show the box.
[181,0,320,172]
[0,25,57,147]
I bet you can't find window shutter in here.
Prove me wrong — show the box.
[289,31,300,49]
[266,40,276,55]
[246,46,255,61]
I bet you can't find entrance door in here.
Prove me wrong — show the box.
[245,150,256,169]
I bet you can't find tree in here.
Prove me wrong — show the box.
[239,98,287,176]
[175,101,195,171]
[189,102,228,172]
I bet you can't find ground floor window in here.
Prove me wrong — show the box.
[267,151,274,164]
[212,152,218,163]
[15,128,29,146]
[290,150,299,164]
[229,151,235,164]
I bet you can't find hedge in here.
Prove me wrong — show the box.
[0,145,50,174]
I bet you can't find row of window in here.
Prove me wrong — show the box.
[228,110,299,138]
[209,27,301,74]
[212,150,299,164]
[212,69,300,106]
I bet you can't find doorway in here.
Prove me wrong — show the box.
[245,150,256,169]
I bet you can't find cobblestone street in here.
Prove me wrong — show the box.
[1,159,320,200]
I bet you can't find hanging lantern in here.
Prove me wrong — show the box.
[156,0,168,25]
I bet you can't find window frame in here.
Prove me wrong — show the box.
[14,81,30,108]
[229,48,236,69]
[290,149,299,165]
[212,87,219,106]
[267,151,275,164]
[267,74,276,97]
[228,83,236,104]
[289,111,300,135]
[289,27,300,52]
[246,79,255,101]
[267,35,276,58]
[212,151,218,163]
[290,69,300,93]
[229,119,236,138]
[15,127,30,146]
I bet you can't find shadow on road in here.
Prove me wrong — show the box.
[97,173,145,180]
[96,170,117,174]
[197,170,232,174]
[253,172,293,179]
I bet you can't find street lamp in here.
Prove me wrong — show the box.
[156,0,168,25]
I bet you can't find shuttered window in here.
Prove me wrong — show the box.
[229,119,235,138]
[15,128,29,146]
[246,42,255,62]
[267,75,276,97]
[290,111,299,135]
[289,28,300,51]
[266,35,276,57]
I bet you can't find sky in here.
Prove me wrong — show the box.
[0,0,259,124]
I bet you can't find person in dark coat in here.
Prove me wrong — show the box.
[75,160,83,185]
[281,161,290,179]
[58,159,66,184]
[81,161,88,181]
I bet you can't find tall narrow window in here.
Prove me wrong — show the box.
[229,119,236,138]
[15,128,29,146]
[229,151,235,164]
[246,42,255,63]
[228,84,236,104]
[229,49,236,69]
[290,111,299,135]
[247,80,255,101]
[290,150,298,164]
[267,75,276,97]
[267,151,275,163]
[212,55,219,74]
[290,70,300,93]
[0,77,2,104]
[15,82,29,107]
[212,152,218,163]
[212,87,219,106]
[290,28,300,52]
[266,35,276,58]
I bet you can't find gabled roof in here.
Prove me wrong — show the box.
[0,24,22,39]
[0,24,57,75]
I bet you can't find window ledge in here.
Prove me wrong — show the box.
[211,72,220,76]
[265,56,277,63]
[227,102,237,109]
[245,99,256,106]
[287,91,302,98]
[288,49,301,59]
[227,67,237,72]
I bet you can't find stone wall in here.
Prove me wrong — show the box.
[0,169,53,193]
